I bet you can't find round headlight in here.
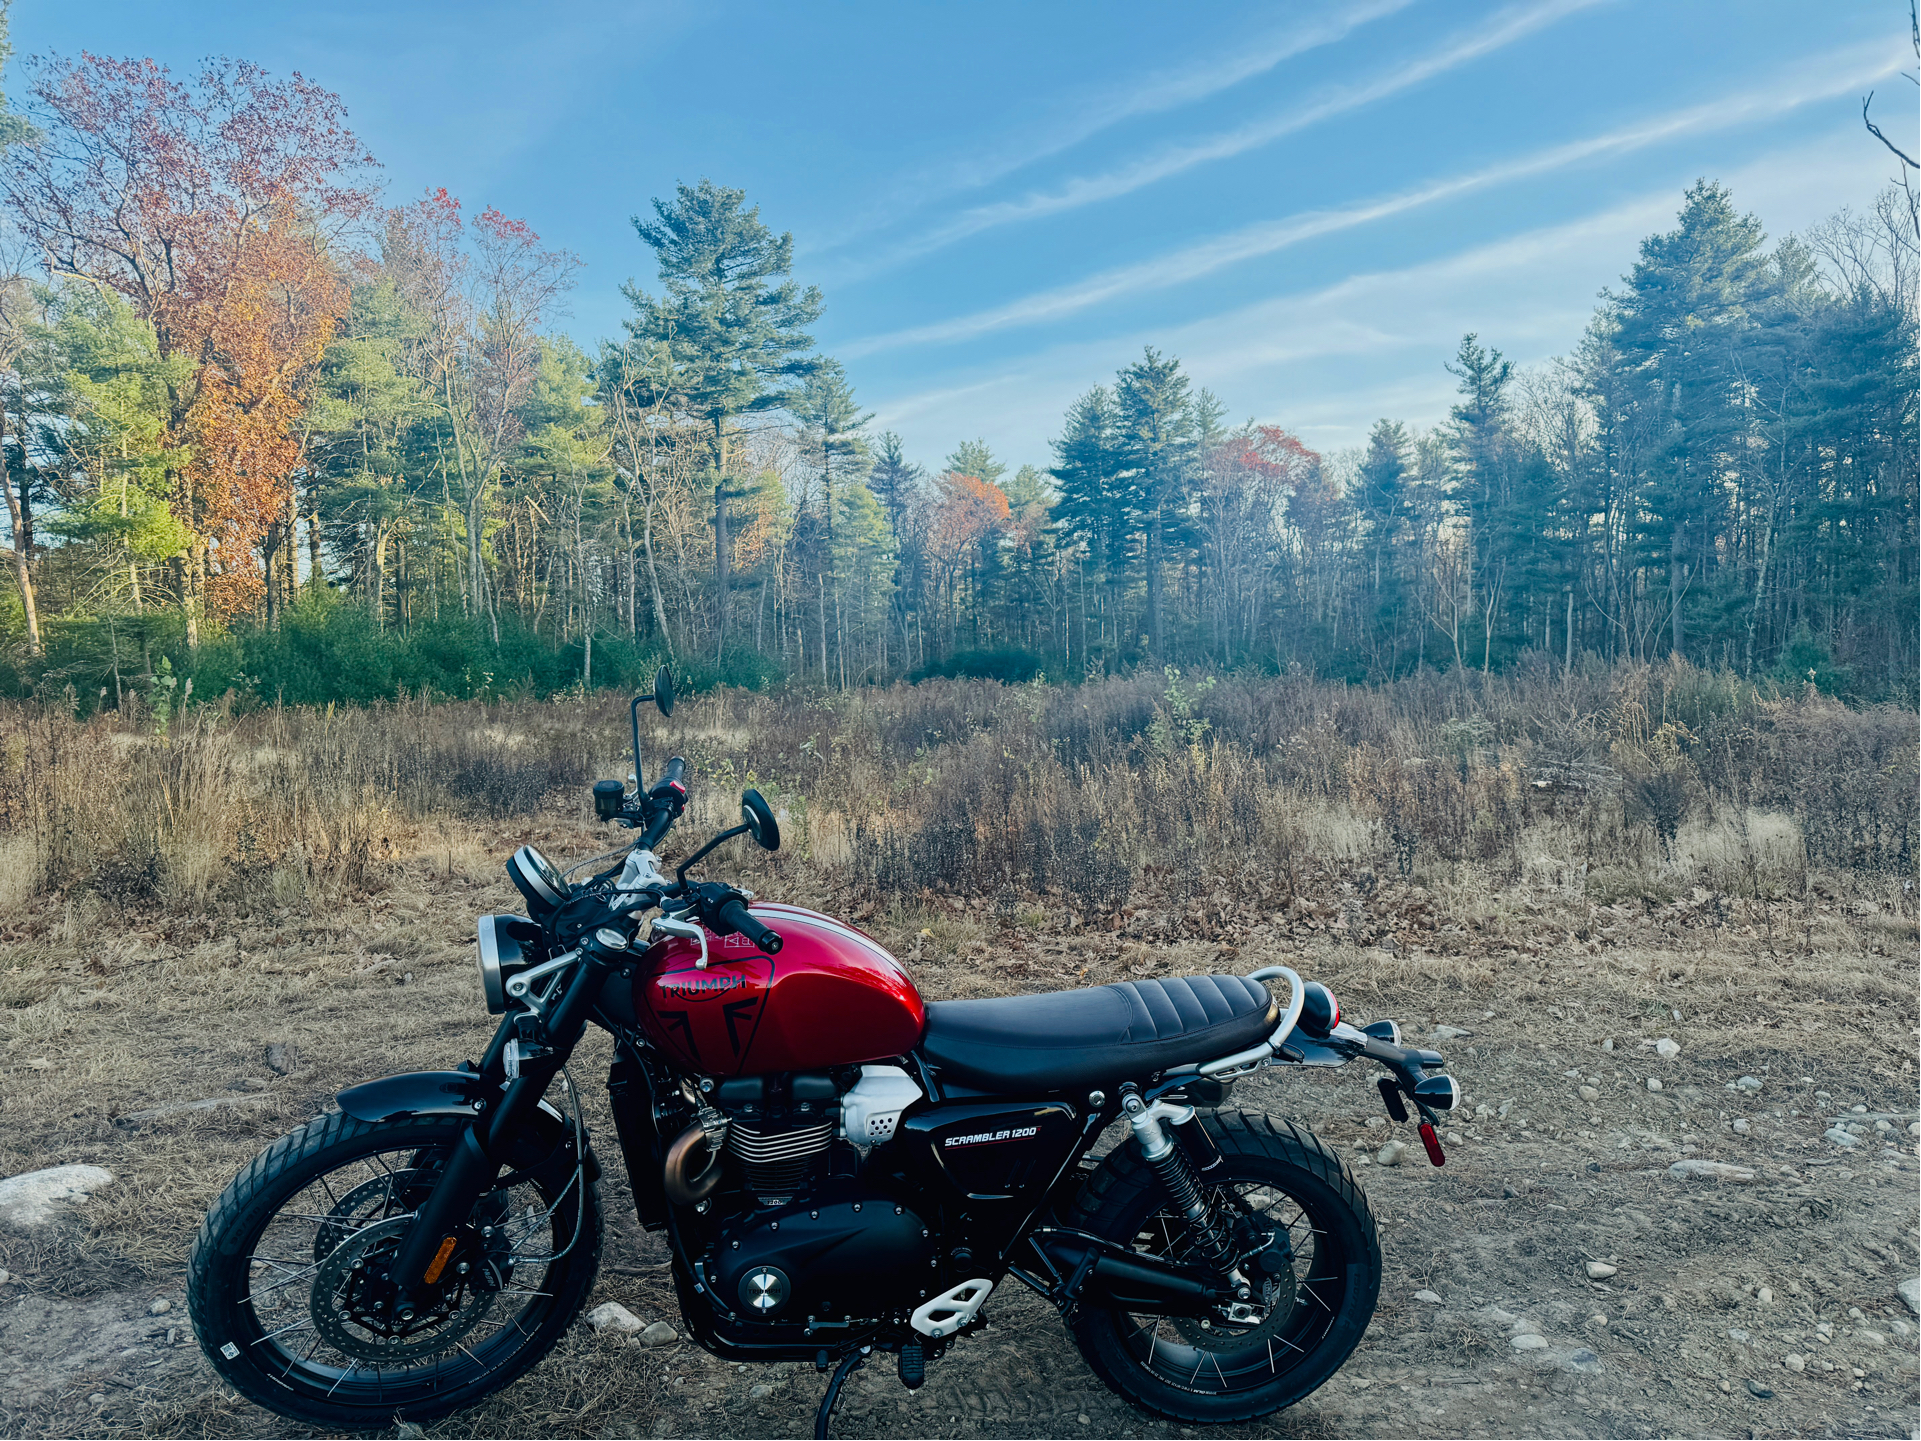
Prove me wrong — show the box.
[477,914,534,1014]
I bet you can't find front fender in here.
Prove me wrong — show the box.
[337,1070,482,1122]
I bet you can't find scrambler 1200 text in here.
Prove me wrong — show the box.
[187,668,1462,1435]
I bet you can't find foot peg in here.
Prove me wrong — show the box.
[910,1278,993,1338]
[897,1340,925,1389]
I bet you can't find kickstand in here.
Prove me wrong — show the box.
[814,1347,867,1440]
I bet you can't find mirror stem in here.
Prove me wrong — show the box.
[630,693,648,793]
[675,824,749,888]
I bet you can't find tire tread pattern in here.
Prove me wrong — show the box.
[186,1110,602,1428]
[1064,1109,1381,1425]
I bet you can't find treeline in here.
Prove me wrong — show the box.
[0,38,1914,709]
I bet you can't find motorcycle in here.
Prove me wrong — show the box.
[187,668,1462,1435]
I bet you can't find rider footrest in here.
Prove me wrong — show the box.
[897,1340,925,1389]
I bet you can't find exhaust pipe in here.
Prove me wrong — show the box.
[662,1108,729,1206]
[1038,1235,1235,1316]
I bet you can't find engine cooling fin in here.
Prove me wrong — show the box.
[727,1119,834,1201]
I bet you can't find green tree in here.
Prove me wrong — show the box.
[1115,347,1196,659]
[1612,181,1777,660]
[793,358,871,687]
[622,180,821,653]
[308,280,432,625]
[1050,385,1125,668]
[944,438,1007,489]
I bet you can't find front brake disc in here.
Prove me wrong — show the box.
[309,1215,499,1362]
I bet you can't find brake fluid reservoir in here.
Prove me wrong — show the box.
[839,1065,924,1145]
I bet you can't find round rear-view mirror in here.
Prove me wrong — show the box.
[653,665,676,717]
[740,788,780,852]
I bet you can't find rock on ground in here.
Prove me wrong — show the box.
[0,1165,114,1228]
[1668,1160,1756,1182]
[586,1302,644,1334]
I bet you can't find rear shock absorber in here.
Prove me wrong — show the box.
[1120,1087,1236,1273]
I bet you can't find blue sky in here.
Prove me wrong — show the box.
[16,0,1914,471]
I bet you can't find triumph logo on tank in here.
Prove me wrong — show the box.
[944,1125,1039,1147]
[659,971,748,1003]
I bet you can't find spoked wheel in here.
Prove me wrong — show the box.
[1067,1111,1380,1424]
[187,1110,601,1429]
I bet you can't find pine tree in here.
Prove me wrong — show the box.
[945,439,1007,490]
[1612,181,1776,660]
[866,431,922,537]
[1049,386,1125,668]
[1356,419,1417,665]
[1115,347,1196,659]
[793,359,871,687]
[622,180,821,653]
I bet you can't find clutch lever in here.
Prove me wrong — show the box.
[651,914,709,969]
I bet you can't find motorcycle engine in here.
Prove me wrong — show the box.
[696,1071,936,1330]
[707,1176,935,1327]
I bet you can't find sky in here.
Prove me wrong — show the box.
[15,0,1916,471]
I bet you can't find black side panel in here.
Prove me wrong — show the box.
[607,1053,672,1232]
[898,1099,1080,1204]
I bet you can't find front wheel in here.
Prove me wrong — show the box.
[1067,1110,1380,1425]
[186,1109,602,1429]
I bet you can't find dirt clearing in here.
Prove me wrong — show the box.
[1,812,1915,1440]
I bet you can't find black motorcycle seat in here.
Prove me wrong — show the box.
[917,974,1277,1093]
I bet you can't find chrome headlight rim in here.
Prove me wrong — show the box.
[477,913,533,1014]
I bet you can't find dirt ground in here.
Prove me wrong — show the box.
[1,810,1917,1440]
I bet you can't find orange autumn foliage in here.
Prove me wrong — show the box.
[180,215,348,615]
[6,55,375,615]
[926,472,1011,564]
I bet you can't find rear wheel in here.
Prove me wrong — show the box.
[186,1110,601,1429]
[1066,1110,1380,1424]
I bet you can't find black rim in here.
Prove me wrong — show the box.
[230,1132,581,1408]
[1113,1172,1347,1396]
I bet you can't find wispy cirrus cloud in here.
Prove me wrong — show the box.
[809,0,1414,256]
[839,0,1608,279]
[840,40,1906,360]
[869,131,1881,459]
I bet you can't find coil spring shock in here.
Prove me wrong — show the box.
[1121,1088,1236,1272]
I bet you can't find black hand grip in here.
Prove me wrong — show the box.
[718,898,782,955]
[650,755,687,799]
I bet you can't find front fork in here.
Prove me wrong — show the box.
[386,941,623,1307]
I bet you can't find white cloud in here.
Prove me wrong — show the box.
[841,39,1906,360]
[866,132,1892,464]
[840,0,1608,278]
[811,0,1413,256]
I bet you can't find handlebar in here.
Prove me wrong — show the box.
[635,755,689,851]
[718,898,783,955]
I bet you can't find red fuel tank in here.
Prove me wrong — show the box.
[633,902,925,1076]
